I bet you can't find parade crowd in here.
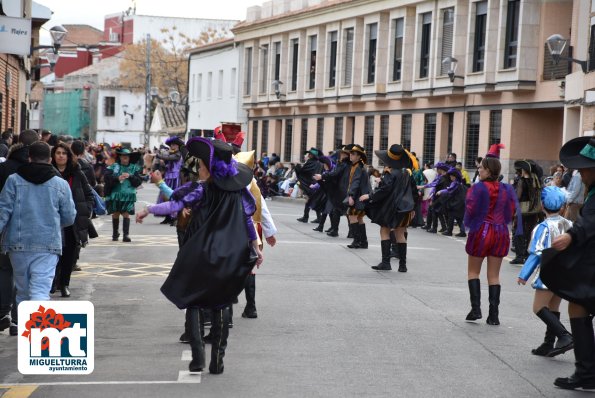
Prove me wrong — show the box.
[0,126,594,390]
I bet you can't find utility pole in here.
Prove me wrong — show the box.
[144,34,151,148]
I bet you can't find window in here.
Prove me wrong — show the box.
[343,28,354,86]
[260,44,269,94]
[423,114,436,165]
[207,72,213,100]
[0,94,3,130]
[103,96,115,117]
[274,42,281,81]
[300,119,308,155]
[244,48,253,95]
[589,19,595,72]
[284,120,293,162]
[364,116,374,164]
[309,35,317,90]
[316,118,324,150]
[504,0,520,69]
[473,1,488,72]
[197,74,202,101]
[466,112,480,168]
[334,117,343,149]
[489,110,502,147]
[218,70,224,98]
[10,99,15,129]
[420,13,432,78]
[440,8,454,75]
[366,23,378,84]
[380,115,389,151]
[401,114,411,150]
[329,31,338,88]
[191,74,196,101]
[446,112,454,155]
[392,18,404,81]
[261,120,269,154]
[252,120,259,151]
[230,68,236,97]
[291,39,299,91]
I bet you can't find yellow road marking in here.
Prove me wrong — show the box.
[0,386,38,398]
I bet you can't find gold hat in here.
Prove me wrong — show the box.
[233,150,256,169]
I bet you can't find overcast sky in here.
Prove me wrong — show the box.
[38,0,261,43]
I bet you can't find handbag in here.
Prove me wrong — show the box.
[92,189,107,215]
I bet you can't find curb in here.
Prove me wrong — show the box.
[270,195,306,203]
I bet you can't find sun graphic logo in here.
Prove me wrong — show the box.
[18,301,94,375]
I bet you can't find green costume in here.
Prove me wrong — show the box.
[105,161,142,214]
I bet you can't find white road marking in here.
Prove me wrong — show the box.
[177,371,202,383]
[276,241,438,250]
[0,378,201,386]
[181,350,192,361]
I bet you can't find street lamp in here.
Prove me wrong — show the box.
[546,34,588,73]
[48,25,68,50]
[122,104,134,119]
[169,90,180,106]
[442,57,464,83]
[272,80,284,99]
[31,25,69,73]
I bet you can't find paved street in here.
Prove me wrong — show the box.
[0,183,585,397]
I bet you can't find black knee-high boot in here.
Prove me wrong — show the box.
[532,310,557,356]
[371,240,392,270]
[112,218,119,241]
[346,217,353,238]
[535,307,573,357]
[310,210,321,224]
[347,223,360,248]
[209,306,230,375]
[555,317,595,390]
[326,211,340,237]
[187,307,205,372]
[242,274,257,318]
[397,242,407,272]
[389,230,399,259]
[313,213,327,232]
[486,285,501,325]
[358,224,368,249]
[438,213,447,232]
[297,204,309,223]
[466,279,482,321]
[443,216,454,236]
[122,218,131,242]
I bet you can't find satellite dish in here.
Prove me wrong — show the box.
[1,0,23,17]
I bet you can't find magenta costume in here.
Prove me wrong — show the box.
[464,180,522,257]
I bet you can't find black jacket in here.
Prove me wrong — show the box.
[321,159,350,208]
[78,158,97,187]
[295,158,323,196]
[366,169,415,227]
[0,144,29,191]
[56,164,94,246]
[347,161,370,210]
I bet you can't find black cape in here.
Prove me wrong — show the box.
[446,183,468,219]
[295,158,323,196]
[541,188,595,314]
[321,159,350,210]
[365,169,415,228]
[160,184,256,309]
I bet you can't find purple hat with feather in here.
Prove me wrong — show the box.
[186,137,252,191]
[446,167,462,181]
[165,135,184,148]
[435,162,449,172]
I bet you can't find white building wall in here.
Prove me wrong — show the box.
[187,45,246,137]
[96,89,146,148]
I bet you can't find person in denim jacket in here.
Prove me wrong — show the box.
[0,142,76,306]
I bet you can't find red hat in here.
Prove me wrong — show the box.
[214,125,246,147]
[486,143,505,159]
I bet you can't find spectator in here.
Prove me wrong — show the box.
[0,131,13,158]
[456,162,471,186]
[71,140,97,187]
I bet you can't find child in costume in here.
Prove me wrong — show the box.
[346,144,370,249]
[464,143,522,325]
[360,144,418,272]
[104,148,142,242]
[155,136,185,225]
[437,167,467,237]
[517,186,573,358]
[309,156,334,233]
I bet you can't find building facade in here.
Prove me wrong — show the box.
[187,39,246,139]
[233,0,573,177]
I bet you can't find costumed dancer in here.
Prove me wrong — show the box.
[136,137,262,375]
[360,144,418,271]
[422,162,450,233]
[295,148,323,223]
[104,147,142,243]
[464,143,521,325]
[309,156,333,232]
[313,145,352,237]
[155,136,186,225]
[540,137,595,390]
[517,186,573,358]
[346,144,370,249]
[438,167,467,237]
[510,159,543,265]
[234,150,277,319]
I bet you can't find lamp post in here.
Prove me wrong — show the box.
[31,25,68,72]
[122,104,134,119]
[546,34,588,74]
[442,57,464,83]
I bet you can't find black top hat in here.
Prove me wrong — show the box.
[375,144,412,169]
[349,144,367,163]
[115,147,141,164]
[514,159,544,179]
[560,136,595,169]
[166,136,185,148]
[186,137,252,191]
